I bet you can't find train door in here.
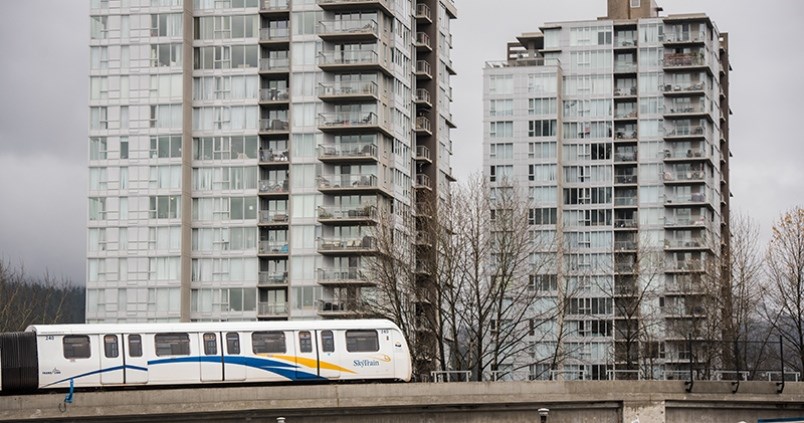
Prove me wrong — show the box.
[125,334,148,384]
[222,332,245,381]
[294,330,319,380]
[200,332,223,382]
[100,334,124,385]
[317,330,340,380]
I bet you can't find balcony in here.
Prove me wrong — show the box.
[664,217,709,229]
[663,30,707,45]
[614,196,637,207]
[614,129,638,141]
[415,115,432,135]
[614,218,638,230]
[615,240,638,251]
[664,125,706,140]
[614,110,638,120]
[318,173,382,194]
[415,60,432,79]
[318,50,390,74]
[316,0,392,16]
[663,52,707,70]
[614,61,637,74]
[415,3,432,23]
[258,179,289,196]
[260,0,290,15]
[259,57,290,74]
[663,82,706,96]
[258,301,288,317]
[318,19,378,41]
[318,81,379,102]
[317,267,372,286]
[415,32,431,51]
[614,151,637,163]
[615,175,638,185]
[667,260,706,273]
[317,204,377,224]
[665,192,708,206]
[259,148,289,164]
[317,236,377,255]
[414,145,432,163]
[259,88,289,104]
[258,271,288,287]
[665,238,707,250]
[614,86,638,97]
[414,88,432,107]
[260,118,289,135]
[664,103,708,118]
[318,112,390,136]
[414,173,432,190]
[259,27,290,44]
[317,299,364,317]
[318,143,377,163]
[259,210,289,226]
[613,38,638,48]
[662,169,706,183]
[258,241,289,256]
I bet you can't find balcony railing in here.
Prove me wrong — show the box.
[415,88,431,104]
[664,217,708,228]
[318,236,376,252]
[415,32,431,49]
[664,52,706,68]
[666,104,706,115]
[614,197,637,207]
[667,260,706,272]
[258,271,288,286]
[260,88,289,102]
[614,130,638,140]
[258,301,288,316]
[261,0,289,12]
[260,118,289,132]
[415,145,431,161]
[259,210,289,224]
[614,86,638,97]
[318,80,378,98]
[415,60,432,77]
[662,170,706,182]
[415,3,431,20]
[259,241,289,254]
[614,38,638,47]
[415,115,431,132]
[259,148,289,163]
[663,82,706,93]
[260,27,290,42]
[415,173,431,189]
[664,148,706,160]
[665,238,706,249]
[663,30,707,43]
[319,143,377,160]
[317,267,369,284]
[317,205,376,221]
[615,175,638,184]
[614,62,637,73]
[318,50,382,67]
[614,218,638,229]
[318,299,364,314]
[318,173,377,189]
[259,57,290,72]
[614,110,638,119]
[615,241,638,251]
[666,193,707,203]
[259,179,289,194]
[317,0,391,10]
[318,19,378,37]
[614,152,637,162]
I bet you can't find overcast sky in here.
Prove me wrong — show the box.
[0,1,802,285]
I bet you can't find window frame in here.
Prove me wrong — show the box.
[154,332,191,357]
[251,331,286,354]
[104,334,119,358]
[345,329,380,353]
[63,335,92,359]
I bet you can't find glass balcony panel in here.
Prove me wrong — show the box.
[318,19,378,37]
[259,179,289,194]
[317,204,376,220]
[318,173,377,189]
[318,111,378,128]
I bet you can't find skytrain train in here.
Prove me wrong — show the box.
[0,319,411,393]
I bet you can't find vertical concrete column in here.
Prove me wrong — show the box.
[622,400,666,423]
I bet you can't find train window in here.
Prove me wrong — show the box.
[299,331,312,353]
[252,331,285,354]
[128,334,143,357]
[63,335,91,359]
[226,332,240,355]
[154,333,191,357]
[104,335,119,358]
[203,333,217,355]
[321,330,335,353]
[345,330,379,353]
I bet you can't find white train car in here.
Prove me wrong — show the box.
[0,319,411,392]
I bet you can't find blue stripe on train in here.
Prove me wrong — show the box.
[42,355,325,387]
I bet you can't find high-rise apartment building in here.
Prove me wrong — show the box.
[87,0,457,323]
[483,0,730,380]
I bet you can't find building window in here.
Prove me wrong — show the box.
[631,0,640,7]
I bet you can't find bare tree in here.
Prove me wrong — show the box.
[764,207,804,373]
